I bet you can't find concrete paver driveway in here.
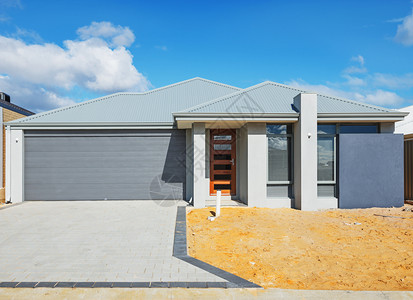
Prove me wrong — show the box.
[0,201,224,283]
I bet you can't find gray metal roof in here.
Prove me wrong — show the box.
[11,78,241,124]
[180,81,396,114]
[10,78,403,126]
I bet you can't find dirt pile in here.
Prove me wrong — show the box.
[187,206,413,290]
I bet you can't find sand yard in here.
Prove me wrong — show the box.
[187,205,413,290]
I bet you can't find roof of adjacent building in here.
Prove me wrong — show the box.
[0,99,34,116]
[8,77,406,125]
[395,105,413,135]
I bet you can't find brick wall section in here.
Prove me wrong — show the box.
[2,109,27,201]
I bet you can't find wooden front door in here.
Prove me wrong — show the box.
[210,129,236,195]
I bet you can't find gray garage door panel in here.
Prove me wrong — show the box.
[24,130,186,201]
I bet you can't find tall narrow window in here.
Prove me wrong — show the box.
[317,124,337,197]
[267,124,292,183]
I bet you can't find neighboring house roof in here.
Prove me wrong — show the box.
[8,77,406,126]
[0,99,34,116]
[395,105,413,135]
[178,81,396,115]
[10,78,240,124]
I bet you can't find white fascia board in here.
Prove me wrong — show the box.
[317,112,408,122]
[173,112,299,118]
[6,122,175,130]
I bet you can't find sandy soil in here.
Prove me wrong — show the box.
[187,205,413,290]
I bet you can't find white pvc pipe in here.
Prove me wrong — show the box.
[216,190,221,217]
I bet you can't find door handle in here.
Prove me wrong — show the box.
[231,158,235,165]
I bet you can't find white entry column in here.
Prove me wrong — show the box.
[293,93,318,210]
[192,123,206,208]
[246,123,267,207]
[6,127,24,203]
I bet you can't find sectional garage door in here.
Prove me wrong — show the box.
[24,130,186,201]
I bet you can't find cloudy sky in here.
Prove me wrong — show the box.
[0,0,412,112]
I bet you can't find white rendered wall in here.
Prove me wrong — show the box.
[0,107,3,188]
[246,123,267,207]
[380,122,395,133]
[5,126,10,202]
[185,129,193,202]
[7,129,24,203]
[238,125,248,204]
[192,123,206,208]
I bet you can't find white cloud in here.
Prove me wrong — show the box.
[351,55,365,66]
[0,0,22,8]
[0,76,76,112]
[286,79,404,107]
[0,22,150,111]
[372,73,413,89]
[344,55,367,74]
[12,27,43,43]
[77,21,135,47]
[394,9,413,46]
[155,45,168,51]
[343,75,366,86]
[287,79,354,99]
[355,90,404,106]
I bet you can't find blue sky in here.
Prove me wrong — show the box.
[0,0,412,112]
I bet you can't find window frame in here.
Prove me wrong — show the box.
[266,124,294,185]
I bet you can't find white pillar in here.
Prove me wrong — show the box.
[192,123,206,208]
[5,126,11,202]
[246,123,267,207]
[185,129,193,202]
[7,129,24,203]
[293,93,318,211]
[0,107,3,188]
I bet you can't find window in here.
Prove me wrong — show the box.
[318,137,335,181]
[267,124,292,183]
[340,124,378,133]
[317,124,336,183]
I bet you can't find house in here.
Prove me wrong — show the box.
[5,78,407,210]
[0,92,34,202]
[395,105,413,202]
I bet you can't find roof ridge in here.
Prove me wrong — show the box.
[181,81,271,113]
[13,77,241,123]
[143,77,240,95]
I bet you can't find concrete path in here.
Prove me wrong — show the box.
[0,288,412,299]
[0,201,225,283]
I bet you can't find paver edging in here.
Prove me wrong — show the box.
[173,206,262,289]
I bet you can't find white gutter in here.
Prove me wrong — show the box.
[5,122,176,130]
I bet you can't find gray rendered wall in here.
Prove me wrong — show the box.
[339,133,404,208]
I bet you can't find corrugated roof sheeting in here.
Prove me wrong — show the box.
[10,78,399,125]
[184,82,394,114]
[13,78,240,123]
